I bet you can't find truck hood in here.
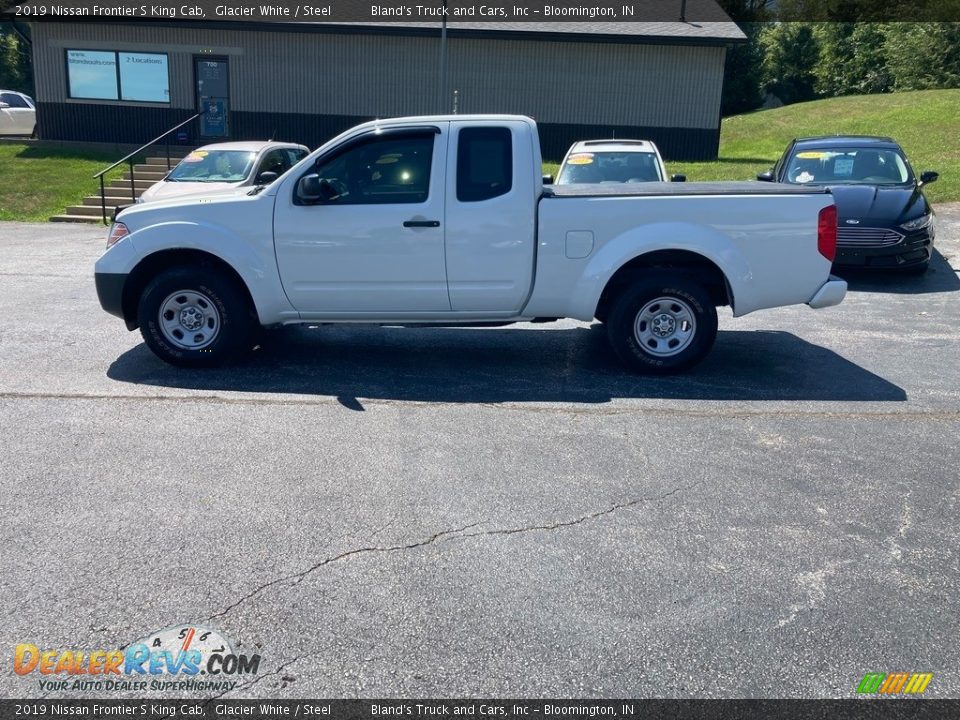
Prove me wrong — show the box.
[827,184,929,225]
[116,186,264,229]
[139,179,246,203]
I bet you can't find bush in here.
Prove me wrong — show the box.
[884,23,960,91]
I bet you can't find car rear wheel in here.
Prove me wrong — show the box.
[606,272,718,374]
[137,266,254,367]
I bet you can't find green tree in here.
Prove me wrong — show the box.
[884,23,960,91]
[0,22,33,95]
[758,22,820,105]
[814,22,892,96]
[722,23,765,115]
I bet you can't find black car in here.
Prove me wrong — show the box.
[759,136,938,273]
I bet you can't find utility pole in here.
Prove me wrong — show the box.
[439,0,448,113]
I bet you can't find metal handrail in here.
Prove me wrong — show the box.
[94,111,203,224]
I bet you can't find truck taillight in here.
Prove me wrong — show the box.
[818,205,837,262]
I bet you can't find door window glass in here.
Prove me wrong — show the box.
[313,134,434,205]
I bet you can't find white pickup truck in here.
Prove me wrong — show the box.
[95,114,846,374]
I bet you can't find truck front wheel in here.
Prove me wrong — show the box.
[607,273,718,374]
[137,266,254,367]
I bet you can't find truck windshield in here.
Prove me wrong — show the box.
[785,147,912,185]
[558,152,662,184]
[167,150,257,183]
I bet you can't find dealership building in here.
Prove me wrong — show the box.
[26,16,744,160]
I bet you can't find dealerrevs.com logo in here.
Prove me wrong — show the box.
[14,624,260,693]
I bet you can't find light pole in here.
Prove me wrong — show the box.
[439,0,448,113]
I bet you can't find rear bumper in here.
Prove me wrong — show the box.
[807,276,847,309]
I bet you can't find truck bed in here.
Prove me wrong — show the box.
[543,181,829,198]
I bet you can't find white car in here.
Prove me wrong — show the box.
[0,90,36,136]
[96,115,845,373]
[137,141,309,203]
[555,139,680,184]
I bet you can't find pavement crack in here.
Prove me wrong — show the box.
[460,482,695,540]
[206,521,483,622]
[207,483,697,622]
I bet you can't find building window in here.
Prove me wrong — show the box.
[457,127,513,202]
[66,49,170,103]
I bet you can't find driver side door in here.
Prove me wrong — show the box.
[273,126,450,316]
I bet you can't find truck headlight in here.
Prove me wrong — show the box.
[900,213,934,232]
[106,222,129,249]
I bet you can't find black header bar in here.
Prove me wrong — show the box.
[3,0,960,23]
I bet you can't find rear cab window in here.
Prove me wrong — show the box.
[457,127,512,202]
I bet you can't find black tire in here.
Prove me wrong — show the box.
[606,272,718,374]
[137,266,254,368]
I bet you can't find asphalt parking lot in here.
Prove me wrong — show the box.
[1,207,959,700]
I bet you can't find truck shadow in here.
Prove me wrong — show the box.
[107,326,906,405]
[837,249,960,295]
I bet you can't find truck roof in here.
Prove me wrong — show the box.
[568,140,658,153]
[350,114,536,131]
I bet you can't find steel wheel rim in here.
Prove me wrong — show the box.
[633,296,697,357]
[158,289,221,350]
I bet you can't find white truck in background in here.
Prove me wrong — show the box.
[95,115,846,374]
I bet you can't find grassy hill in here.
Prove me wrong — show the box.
[545,89,959,203]
[673,89,960,203]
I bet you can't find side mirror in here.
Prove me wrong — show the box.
[0,102,9,109]
[670,174,686,183]
[756,170,774,182]
[919,170,939,185]
[297,174,324,202]
[542,174,554,185]
[256,170,279,185]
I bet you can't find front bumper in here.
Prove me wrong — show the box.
[807,276,847,309]
[95,272,127,320]
[834,228,933,269]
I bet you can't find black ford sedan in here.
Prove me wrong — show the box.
[759,136,938,273]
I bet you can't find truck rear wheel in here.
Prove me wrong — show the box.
[137,266,254,367]
[606,273,717,374]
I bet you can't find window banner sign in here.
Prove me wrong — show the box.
[1,700,957,720]
[199,99,228,138]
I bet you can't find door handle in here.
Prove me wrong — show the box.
[403,220,440,228]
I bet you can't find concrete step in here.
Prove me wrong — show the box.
[63,205,114,217]
[50,214,104,224]
[145,155,189,166]
[82,196,136,206]
[105,178,157,190]
[122,170,167,181]
[134,162,174,174]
